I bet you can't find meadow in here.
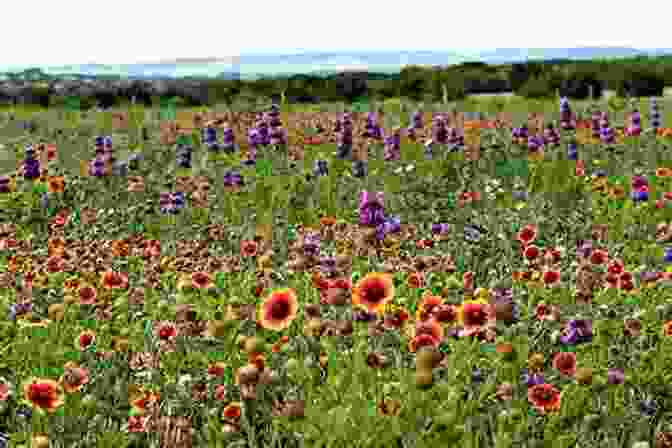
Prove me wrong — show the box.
[1,94,672,447]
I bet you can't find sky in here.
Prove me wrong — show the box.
[2,0,670,68]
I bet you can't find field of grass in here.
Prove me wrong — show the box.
[1,96,672,447]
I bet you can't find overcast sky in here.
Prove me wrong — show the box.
[3,0,669,68]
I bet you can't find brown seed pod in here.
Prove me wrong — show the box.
[415,347,442,370]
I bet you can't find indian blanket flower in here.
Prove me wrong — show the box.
[45,255,65,273]
[240,240,258,257]
[542,269,561,286]
[662,320,672,337]
[535,303,560,321]
[131,391,161,416]
[258,288,299,331]
[191,271,213,289]
[127,415,150,433]
[528,383,561,414]
[59,362,89,393]
[0,379,11,401]
[22,378,64,413]
[552,351,577,377]
[351,272,395,314]
[516,224,537,246]
[154,321,178,341]
[101,271,128,290]
[416,293,443,321]
[47,176,64,193]
[78,285,97,305]
[76,330,96,350]
[457,298,493,336]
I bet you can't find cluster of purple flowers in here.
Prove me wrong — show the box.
[650,98,662,131]
[591,110,602,139]
[89,136,111,177]
[432,114,449,145]
[558,319,593,345]
[159,191,186,214]
[559,97,575,130]
[405,111,423,140]
[302,230,321,257]
[22,145,41,179]
[627,109,642,136]
[202,126,219,151]
[447,127,464,150]
[599,112,615,144]
[384,129,401,161]
[511,125,529,139]
[543,123,560,146]
[527,135,545,151]
[358,191,401,240]
[364,112,383,139]
[335,113,353,159]
[223,169,244,187]
[268,104,287,147]
[313,159,329,177]
[567,141,578,160]
[631,175,649,202]
[176,141,192,169]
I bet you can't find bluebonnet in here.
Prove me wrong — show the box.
[376,216,401,240]
[352,159,367,178]
[319,256,337,276]
[359,191,385,227]
[471,367,485,384]
[352,309,377,322]
[464,224,486,243]
[639,399,658,417]
[424,139,434,160]
[313,160,329,177]
[22,158,40,179]
[650,98,661,130]
[431,223,449,235]
[664,248,672,263]
[576,240,593,258]
[567,142,578,160]
[89,158,106,177]
[302,232,321,257]
[159,192,184,214]
[520,368,545,386]
[6,303,17,321]
[559,319,593,345]
[111,160,128,177]
[512,191,528,201]
[631,189,649,202]
[223,170,243,187]
[15,405,32,419]
[40,192,49,210]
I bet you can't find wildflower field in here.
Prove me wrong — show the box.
[2,95,672,448]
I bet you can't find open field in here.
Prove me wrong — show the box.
[1,97,672,447]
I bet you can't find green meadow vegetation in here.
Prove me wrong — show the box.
[1,90,672,448]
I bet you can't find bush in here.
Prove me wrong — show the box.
[616,71,666,97]
[516,75,555,99]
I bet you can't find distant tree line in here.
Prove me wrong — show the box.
[2,55,672,109]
